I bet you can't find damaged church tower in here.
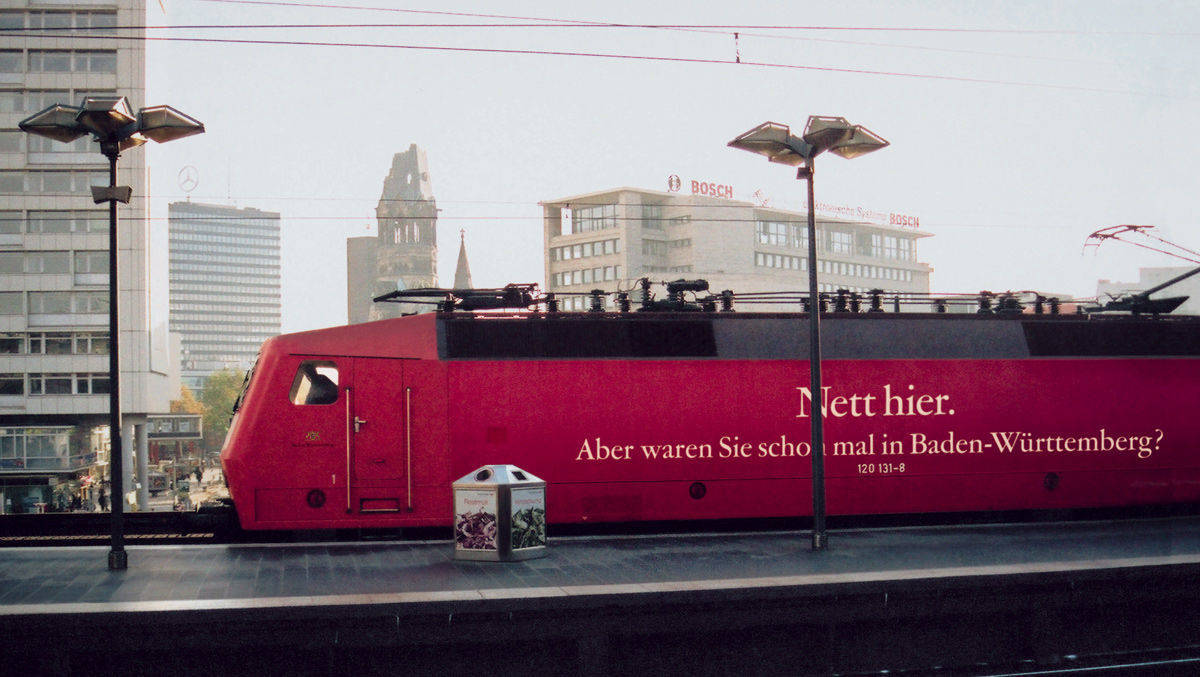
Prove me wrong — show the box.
[347,145,439,323]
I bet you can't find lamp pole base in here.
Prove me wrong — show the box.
[108,548,127,571]
[811,531,827,552]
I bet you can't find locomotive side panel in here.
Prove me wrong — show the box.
[223,313,1200,530]
[444,357,1200,522]
[223,346,454,530]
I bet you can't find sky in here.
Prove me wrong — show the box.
[140,0,1200,333]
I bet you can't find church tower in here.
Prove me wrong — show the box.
[453,230,473,289]
[347,145,439,322]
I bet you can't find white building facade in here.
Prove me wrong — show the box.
[0,0,172,512]
[169,201,281,391]
[542,187,931,310]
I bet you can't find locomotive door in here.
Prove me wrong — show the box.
[347,358,411,513]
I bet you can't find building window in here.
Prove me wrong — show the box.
[74,373,109,395]
[0,373,22,395]
[642,203,664,230]
[29,292,71,314]
[4,171,106,195]
[0,292,20,314]
[74,332,108,354]
[0,211,19,235]
[0,130,21,153]
[27,51,71,72]
[27,50,116,74]
[27,133,92,154]
[25,251,70,274]
[0,51,20,73]
[76,291,107,313]
[28,291,106,314]
[642,240,668,256]
[571,204,617,233]
[29,373,72,396]
[755,251,806,271]
[551,238,619,262]
[29,332,71,355]
[74,250,107,274]
[0,334,21,354]
[28,210,107,233]
[882,236,899,259]
[0,252,21,273]
[829,231,853,255]
[757,221,789,246]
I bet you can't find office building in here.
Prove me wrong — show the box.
[168,201,281,391]
[0,0,173,512]
[542,187,931,310]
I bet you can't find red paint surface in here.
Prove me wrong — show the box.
[222,324,1200,530]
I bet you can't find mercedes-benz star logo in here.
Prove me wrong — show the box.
[178,165,199,193]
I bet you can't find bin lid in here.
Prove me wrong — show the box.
[453,464,544,488]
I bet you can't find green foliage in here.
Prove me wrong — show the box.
[199,369,244,452]
[170,384,204,415]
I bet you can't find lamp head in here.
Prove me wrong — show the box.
[18,104,87,143]
[827,124,889,159]
[730,117,889,167]
[137,106,205,144]
[76,96,138,140]
[727,121,814,167]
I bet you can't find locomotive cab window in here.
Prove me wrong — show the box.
[289,360,339,405]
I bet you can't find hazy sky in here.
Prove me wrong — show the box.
[141,0,1200,333]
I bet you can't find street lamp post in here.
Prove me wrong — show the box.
[728,118,888,551]
[20,97,203,570]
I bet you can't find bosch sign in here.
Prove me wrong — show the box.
[691,180,734,198]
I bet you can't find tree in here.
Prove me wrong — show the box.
[199,369,245,453]
[170,384,203,415]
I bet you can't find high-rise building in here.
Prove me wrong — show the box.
[0,0,173,513]
[347,145,438,323]
[542,187,931,310]
[168,201,281,391]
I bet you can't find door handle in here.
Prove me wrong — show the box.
[354,416,367,432]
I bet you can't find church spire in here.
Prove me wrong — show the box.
[453,229,473,289]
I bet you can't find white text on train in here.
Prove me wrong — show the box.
[796,384,954,418]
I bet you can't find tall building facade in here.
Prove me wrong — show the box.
[542,187,931,310]
[347,145,438,323]
[0,0,174,513]
[168,201,281,391]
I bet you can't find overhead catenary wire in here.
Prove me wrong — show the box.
[0,17,1137,67]
[190,0,1200,37]
[0,31,1168,98]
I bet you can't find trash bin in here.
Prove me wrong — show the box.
[452,464,546,561]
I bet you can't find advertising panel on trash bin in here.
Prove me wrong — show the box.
[454,488,498,551]
[510,487,546,550]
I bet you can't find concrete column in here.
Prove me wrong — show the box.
[122,421,137,510]
[135,423,150,510]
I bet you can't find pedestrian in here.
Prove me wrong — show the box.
[98,487,108,512]
[194,467,202,485]
[70,493,81,511]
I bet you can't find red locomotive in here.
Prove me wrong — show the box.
[220,282,1200,531]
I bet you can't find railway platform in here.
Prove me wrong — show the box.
[3,517,1200,675]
